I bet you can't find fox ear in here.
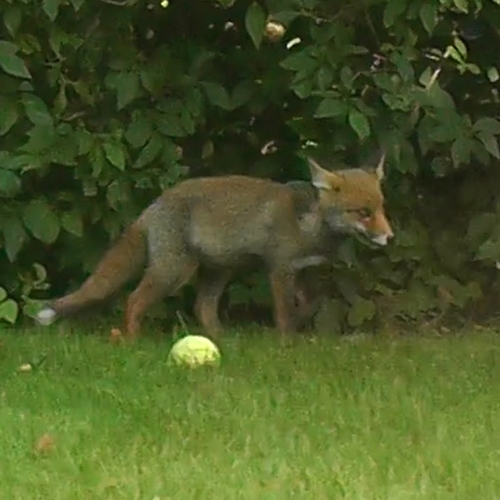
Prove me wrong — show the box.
[374,153,386,181]
[308,158,342,191]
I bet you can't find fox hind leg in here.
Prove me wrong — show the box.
[125,259,198,341]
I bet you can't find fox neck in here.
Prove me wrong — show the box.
[297,201,340,253]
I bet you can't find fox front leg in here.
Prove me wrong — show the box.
[269,268,300,338]
[291,254,327,330]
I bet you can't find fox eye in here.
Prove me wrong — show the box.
[357,207,372,218]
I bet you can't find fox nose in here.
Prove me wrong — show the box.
[371,228,394,246]
[371,211,394,246]
[371,234,390,246]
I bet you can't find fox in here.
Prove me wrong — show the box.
[36,155,394,340]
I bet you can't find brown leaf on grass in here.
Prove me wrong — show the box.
[34,433,55,455]
[109,327,123,345]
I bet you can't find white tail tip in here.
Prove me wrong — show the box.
[36,307,57,326]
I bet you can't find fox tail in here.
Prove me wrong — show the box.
[36,221,147,326]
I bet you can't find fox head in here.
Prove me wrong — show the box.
[308,155,394,246]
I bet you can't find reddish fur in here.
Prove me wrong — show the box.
[316,168,393,239]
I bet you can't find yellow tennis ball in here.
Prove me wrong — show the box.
[168,335,221,368]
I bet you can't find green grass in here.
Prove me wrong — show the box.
[1,326,500,499]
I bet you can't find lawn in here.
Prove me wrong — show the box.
[1,326,500,499]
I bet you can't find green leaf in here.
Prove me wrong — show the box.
[48,134,78,167]
[471,139,490,165]
[106,179,127,211]
[156,113,188,138]
[316,66,333,91]
[82,178,98,197]
[0,41,18,57]
[2,215,27,261]
[232,80,256,108]
[133,134,163,169]
[76,127,94,155]
[61,210,83,237]
[245,2,266,49]
[280,50,317,72]
[126,112,153,148]
[467,213,497,246]
[477,133,500,159]
[314,98,347,118]
[381,92,411,112]
[0,288,6,302]
[445,45,465,64]
[452,0,468,12]
[487,66,499,83]
[346,45,369,55]
[70,0,85,10]
[340,66,354,90]
[103,141,126,170]
[383,0,407,27]
[454,37,467,59]
[473,117,500,136]
[185,88,204,118]
[419,3,437,34]
[180,107,195,134]
[451,138,471,167]
[0,53,31,79]
[0,97,18,135]
[113,71,141,110]
[418,66,434,88]
[465,63,480,75]
[291,78,314,99]
[22,94,53,126]
[139,56,170,98]
[0,298,19,324]
[23,200,60,244]
[391,51,414,82]
[310,22,337,44]
[20,123,55,153]
[0,169,21,197]
[43,0,62,21]
[73,79,94,106]
[0,41,31,79]
[4,153,41,172]
[53,82,68,115]
[425,84,456,109]
[3,6,22,36]
[201,82,232,110]
[348,109,371,140]
[269,10,300,24]
[477,237,500,261]
[33,262,48,282]
[373,72,397,92]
